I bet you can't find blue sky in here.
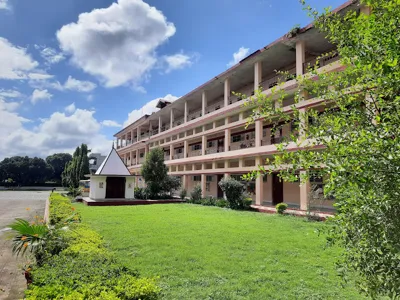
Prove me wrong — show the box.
[0,0,345,159]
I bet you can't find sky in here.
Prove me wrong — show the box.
[0,0,346,159]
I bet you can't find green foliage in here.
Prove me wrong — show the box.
[179,189,187,200]
[49,193,80,226]
[134,187,147,200]
[45,153,72,183]
[190,185,202,203]
[62,144,90,189]
[141,148,168,197]
[161,176,181,196]
[218,177,247,210]
[276,203,288,214]
[200,196,216,206]
[243,1,400,297]
[215,198,229,208]
[0,156,54,186]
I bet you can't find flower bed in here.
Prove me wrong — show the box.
[24,193,160,299]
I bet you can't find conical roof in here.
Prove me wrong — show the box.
[95,147,131,176]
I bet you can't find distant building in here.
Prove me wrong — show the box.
[88,153,106,174]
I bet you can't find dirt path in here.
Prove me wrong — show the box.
[0,191,48,300]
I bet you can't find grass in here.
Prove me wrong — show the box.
[75,203,364,299]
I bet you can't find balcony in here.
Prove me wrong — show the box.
[173,153,184,159]
[164,155,170,161]
[161,125,170,132]
[138,157,145,164]
[260,67,297,91]
[303,52,340,73]
[205,100,224,114]
[188,150,202,157]
[230,139,256,151]
[151,129,159,136]
[173,118,184,128]
[205,147,224,155]
[187,109,202,122]
[141,132,150,139]
[132,137,137,143]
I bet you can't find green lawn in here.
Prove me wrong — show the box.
[75,203,364,300]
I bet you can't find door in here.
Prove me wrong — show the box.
[217,174,224,198]
[106,177,126,199]
[272,173,283,205]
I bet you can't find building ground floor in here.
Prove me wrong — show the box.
[132,171,335,212]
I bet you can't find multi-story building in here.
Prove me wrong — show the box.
[114,1,367,211]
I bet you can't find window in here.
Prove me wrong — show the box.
[140,153,144,158]
[192,144,202,151]
[206,176,213,182]
[207,141,214,148]
[193,175,201,181]
[206,182,211,192]
[177,148,183,154]
[232,135,241,143]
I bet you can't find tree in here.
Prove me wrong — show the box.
[141,148,168,197]
[218,177,246,209]
[161,176,181,196]
[62,144,90,189]
[244,1,400,297]
[46,153,72,183]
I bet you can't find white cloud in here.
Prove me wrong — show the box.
[0,0,9,10]
[65,102,76,113]
[35,45,65,65]
[164,53,195,73]
[64,76,96,92]
[0,107,112,159]
[0,89,23,98]
[227,47,250,67]
[86,94,94,102]
[0,37,39,79]
[56,0,176,88]
[0,98,20,112]
[29,76,96,93]
[31,89,52,104]
[124,94,179,127]
[101,120,122,127]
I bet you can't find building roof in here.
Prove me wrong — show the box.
[94,147,131,176]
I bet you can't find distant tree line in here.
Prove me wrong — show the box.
[0,153,72,186]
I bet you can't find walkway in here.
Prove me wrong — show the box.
[0,191,49,300]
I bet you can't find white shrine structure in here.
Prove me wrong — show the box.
[88,146,135,200]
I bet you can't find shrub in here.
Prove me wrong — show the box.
[134,187,146,200]
[276,203,288,214]
[218,177,246,210]
[49,193,80,225]
[190,185,202,204]
[215,198,229,208]
[161,176,181,197]
[179,189,187,200]
[243,197,253,210]
[200,197,216,206]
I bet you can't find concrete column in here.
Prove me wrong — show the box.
[202,135,206,156]
[224,128,231,152]
[224,160,229,170]
[299,108,307,140]
[159,116,162,133]
[239,158,244,168]
[296,40,306,76]
[239,111,244,121]
[130,151,133,166]
[213,121,217,128]
[254,61,262,92]
[184,140,188,158]
[300,170,310,210]
[202,91,207,116]
[136,149,139,165]
[137,127,141,141]
[182,175,188,191]
[170,144,174,160]
[255,119,263,147]
[224,78,230,107]
[212,161,217,169]
[201,173,206,198]
[170,108,174,129]
[255,156,264,205]
[184,101,188,123]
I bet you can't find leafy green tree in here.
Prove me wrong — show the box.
[218,177,246,210]
[141,148,168,197]
[161,176,181,196]
[62,144,90,189]
[244,0,400,297]
[46,153,72,183]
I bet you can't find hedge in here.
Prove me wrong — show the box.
[26,193,160,300]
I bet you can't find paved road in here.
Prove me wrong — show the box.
[0,191,49,300]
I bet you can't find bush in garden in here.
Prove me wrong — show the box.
[134,187,146,199]
[179,189,187,200]
[215,198,229,208]
[161,176,181,197]
[276,203,288,214]
[243,197,254,210]
[190,185,202,204]
[200,197,216,206]
[218,177,246,210]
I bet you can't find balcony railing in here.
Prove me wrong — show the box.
[141,133,149,139]
[151,129,159,136]
[161,125,170,132]
[132,137,137,143]
[303,52,340,73]
[138,158,145,164]
[164,155,170,161]
[173,118,184,127]
[205,147,224,155]
[260,67,297,91]
[205,100,224,114]
[188,150,202,157]
[230,139,256,151]
[173,153,184,159]
[187,109,202,121]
